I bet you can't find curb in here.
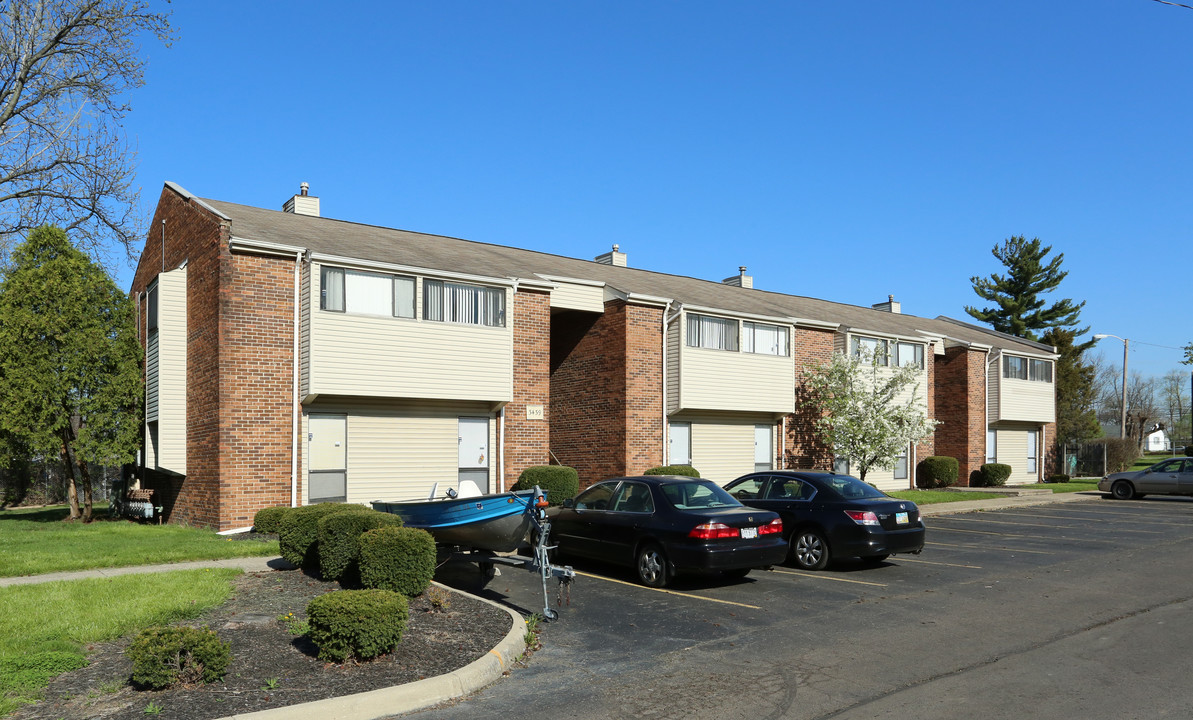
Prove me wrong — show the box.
[918,490,1103,517]
[218,581,526,720]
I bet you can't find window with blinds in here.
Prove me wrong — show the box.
[423,279,505,327]
[686,314,739,351]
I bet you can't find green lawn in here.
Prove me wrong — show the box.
[1043,480,1100,493]
[0,569,239,715]
[887,490,1001,504]
[0,505,278,578]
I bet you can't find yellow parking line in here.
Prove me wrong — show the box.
[770,568,887,587]
[927,541,1053,555]
[572,570,761,609]
[896,557,982,569]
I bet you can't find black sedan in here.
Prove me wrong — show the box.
[723,471,925,570]
[548,476,788,587]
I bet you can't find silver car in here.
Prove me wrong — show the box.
[1099,457,1193,500]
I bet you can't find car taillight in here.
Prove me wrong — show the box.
[845,510,880,526]
[689,522,739,539]
[758,517,783,535]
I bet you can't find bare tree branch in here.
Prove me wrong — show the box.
[0,0,172,268]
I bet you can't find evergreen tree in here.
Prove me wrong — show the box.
[0,226,142,521]
[965,236,1085,340]
[1041,327,1101,445]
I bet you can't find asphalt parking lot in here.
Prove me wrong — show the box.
[407,494,1193,720]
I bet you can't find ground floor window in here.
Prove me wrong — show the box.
[1027,430,1038,475]
[893,447,908,480]
[986,430,997,464]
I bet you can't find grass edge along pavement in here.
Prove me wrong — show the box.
[0,505,278,578]
[0,568,240,715]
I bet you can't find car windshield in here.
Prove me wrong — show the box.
[661,480,741,510]
[822,475,887,500]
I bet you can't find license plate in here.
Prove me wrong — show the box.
[896,512,909,525]
[740,527,758,539]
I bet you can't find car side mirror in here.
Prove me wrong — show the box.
[562,498,575,509]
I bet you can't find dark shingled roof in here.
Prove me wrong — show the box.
[202,195,1055,357]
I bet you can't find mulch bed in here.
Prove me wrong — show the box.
[10,566,513,720]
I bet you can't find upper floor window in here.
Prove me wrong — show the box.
[423,279,505,327]
[147,283,159,332]
[743,321,789,356]
[687,314,738,351]
[851,335,890,365]
[1029,359,1053,383]
[321,267,415,318]
[894,341,924,369]
[1003,355,1027,380]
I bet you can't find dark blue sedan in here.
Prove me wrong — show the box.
[549,475,788,587]
[723,471,925,570]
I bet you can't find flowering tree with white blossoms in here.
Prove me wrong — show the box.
[799,349,938,483]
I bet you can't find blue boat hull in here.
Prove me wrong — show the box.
[371,490,538,552]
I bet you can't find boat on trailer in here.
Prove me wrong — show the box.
[371,484,575,619]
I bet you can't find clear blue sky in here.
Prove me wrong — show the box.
[119,1,1193,379]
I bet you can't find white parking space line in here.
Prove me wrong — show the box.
[980,512,1167,534]
[927,524,1113,543]
[770,568,888,587]
[895,557,982,569]
[572,570,762,609]
[1028,506,1193,524]
[927,541,1054,555]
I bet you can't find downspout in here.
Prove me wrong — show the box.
[661,302,682,464]
[291,251,304,508]
[501,279,519,492]
[780,416,786,469]
[985,348,997,470]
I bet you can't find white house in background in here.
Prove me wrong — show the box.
[1145,428,1171,453]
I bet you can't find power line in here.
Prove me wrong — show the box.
[1152,0,1193,9]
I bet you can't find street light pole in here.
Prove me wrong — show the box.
[1093,334,1128,439]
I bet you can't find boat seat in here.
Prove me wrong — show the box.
[457,480,484,498]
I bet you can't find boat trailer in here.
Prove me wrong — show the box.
[445,489,575,621]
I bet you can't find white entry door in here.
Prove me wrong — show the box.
[458,417,490,494]
[754,424,773,473]
[308,414,347,503]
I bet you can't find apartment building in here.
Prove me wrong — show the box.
[130,183,1057,530]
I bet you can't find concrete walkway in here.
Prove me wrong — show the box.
[0,488,1105,719]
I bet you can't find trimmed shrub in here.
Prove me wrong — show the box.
[975,463,1013,487]
[278,503,364,570]
[317,507,403,581]
[511,465,579,506]
[358,526,437,597]
[126,626,231,690]
[252,506,289,534]
[1047,474,1071,483]
[644,465,701,478]
[307,589,409,663]
[915,456,958,489]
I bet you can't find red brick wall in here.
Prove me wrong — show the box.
[934,346,988,487]
[131,186,226,528]
[504,289,552,487]
[785,327,835,469]
[1043,421,1058,478]
[218,252,298,528]
[549,300,664,487]
[550,306,625,486]
[624,304,664,475]
[911,344,938,488]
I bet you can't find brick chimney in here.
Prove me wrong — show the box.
[282,182,320,217]
[722,266,753,289]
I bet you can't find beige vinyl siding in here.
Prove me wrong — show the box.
[862,454,912,494]
[145,327,158,422]
[999,377,1055,423]
[987,364,1001,424]
[548,279,605,313]
[992,425,1039,485]
[154,268,187,474]
[309,269,513,402]
[300,263,311,398]
[301,400,496,506]
[678,315,795,414]
[834,332,847,354]
[666,321,680,414]
[683,414,776,485]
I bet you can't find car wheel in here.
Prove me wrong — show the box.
[722,567,751,580]
[792,529,830,570]
[1111,481,1135,500]
[635,543,670,588]
[861,554,890,565]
